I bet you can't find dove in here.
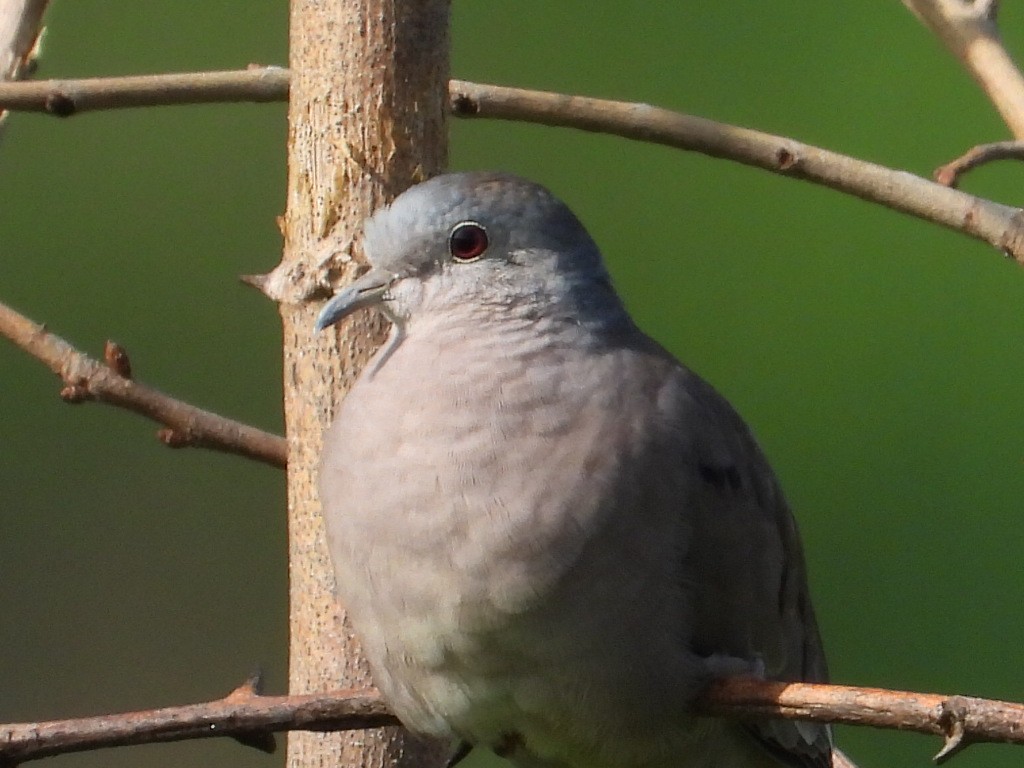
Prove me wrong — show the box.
[317,172,832,768]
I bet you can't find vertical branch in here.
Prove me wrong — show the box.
[0,0,49,132]
[279,2,451,768]
[0,0,47,79]
[904,0,1024,138]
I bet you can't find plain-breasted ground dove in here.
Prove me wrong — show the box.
[317,172,832,768]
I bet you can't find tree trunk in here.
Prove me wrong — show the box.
[279,2,451,767]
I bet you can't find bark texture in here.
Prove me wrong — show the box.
[280,2,451,767]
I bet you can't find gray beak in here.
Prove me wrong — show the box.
[315,267,396,332]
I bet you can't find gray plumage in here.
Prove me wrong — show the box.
[317,172,832,768]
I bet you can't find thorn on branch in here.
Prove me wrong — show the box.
[157,427,191,448]
[103,340,132,379]
[935,697,971,763]
[239,272,270,293]
[59,380,90,403]
[243,257,333,305]
[228,669,265,700]
[223,673,280,754]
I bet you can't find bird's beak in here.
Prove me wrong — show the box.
[314,267,396,332]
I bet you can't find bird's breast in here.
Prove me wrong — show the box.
[326,317,617,609]
[320,316,691,741]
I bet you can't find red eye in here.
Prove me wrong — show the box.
[449,222,488,263]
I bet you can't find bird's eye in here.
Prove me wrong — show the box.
[449,222,489,263]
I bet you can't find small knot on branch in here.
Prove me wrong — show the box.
[103,340,132,379]
[775,146,799,172]
[43,90,76,117]
[997,208,1024,263]
[448,86,479,117]
[450,93,479,117]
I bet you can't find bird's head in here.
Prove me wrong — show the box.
[315,172,624,333]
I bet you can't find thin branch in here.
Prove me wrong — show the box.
[904,0,1024,138]
[2,676,1023,765]
[935,138,1024,186]
[448,79,1024,263]
[702,678,1024,764]
[0,298,287,468]
[0,67,288,115]
[0,676,397,766]
[2,70,1023,263]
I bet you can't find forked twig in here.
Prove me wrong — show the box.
[0,298,287,467]
[935,139,1024,186]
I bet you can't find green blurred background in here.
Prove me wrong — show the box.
[3,2,1024,767]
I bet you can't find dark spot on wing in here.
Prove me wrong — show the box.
[445,740,474,768]
[492,732,524,759]
[698,463,743,491]
[744,723,833,768]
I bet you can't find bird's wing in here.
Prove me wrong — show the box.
[668,367,833,768]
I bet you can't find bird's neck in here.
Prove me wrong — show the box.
[414,277,635,344]
[406,305,625,370]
